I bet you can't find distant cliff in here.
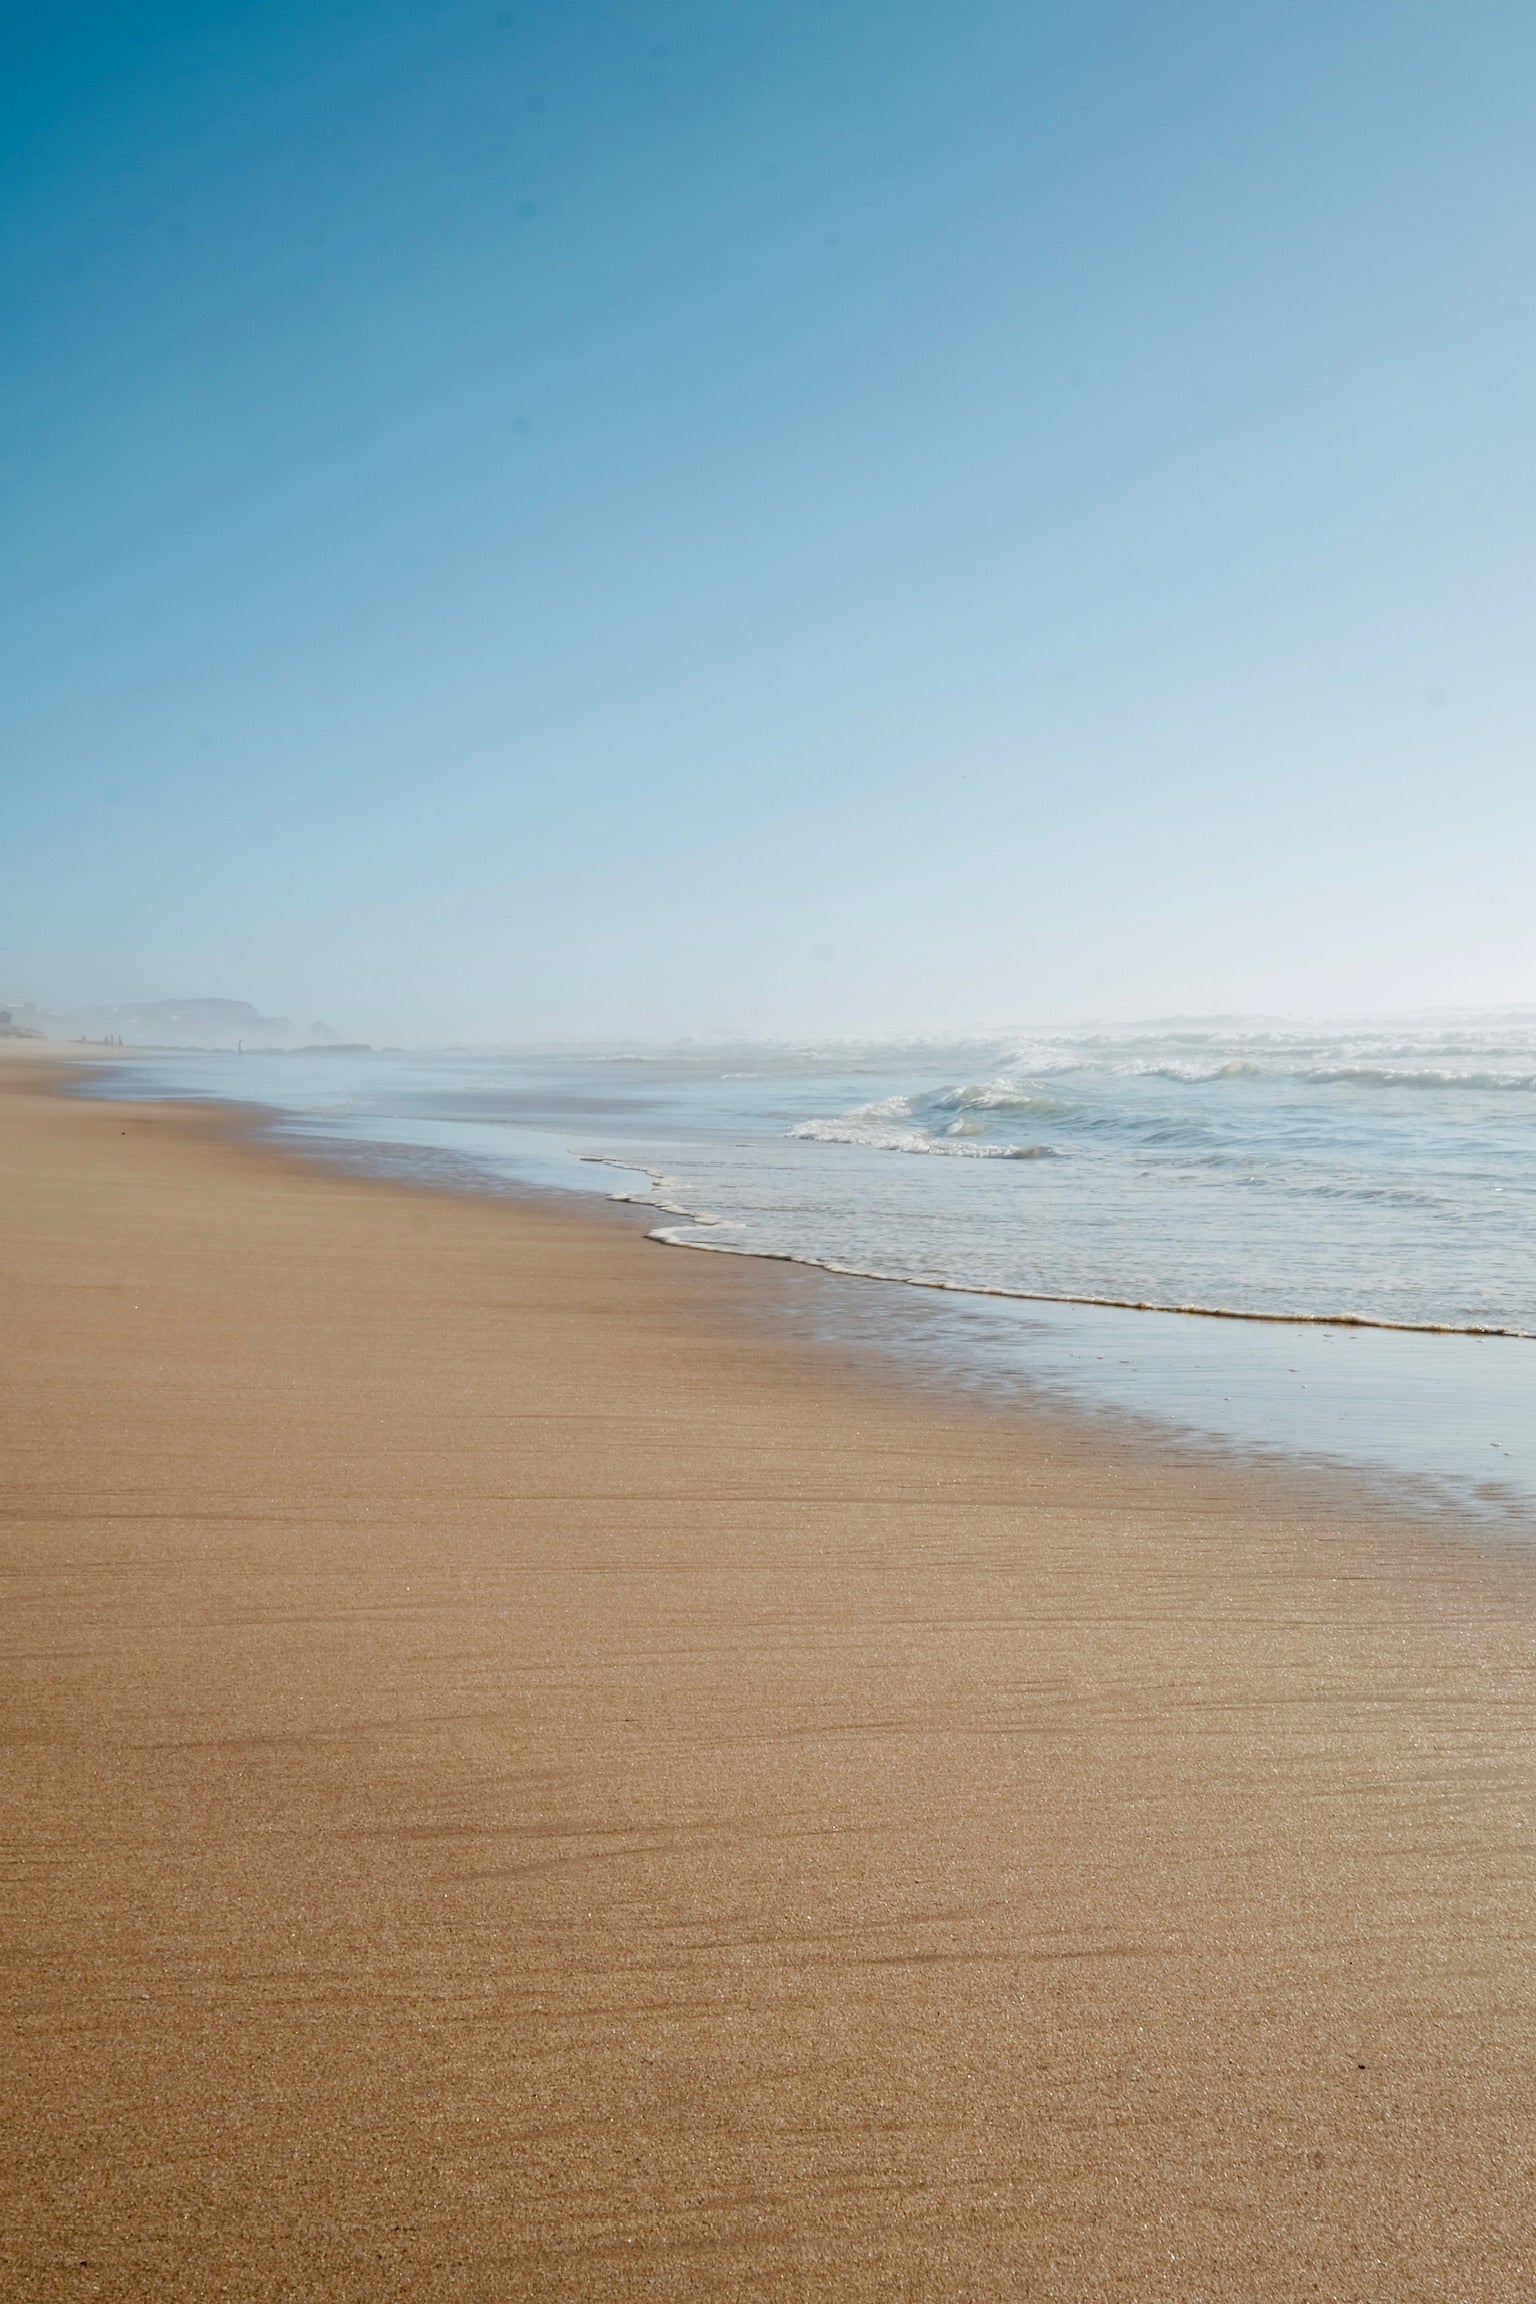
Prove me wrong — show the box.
[4,999,349,1050]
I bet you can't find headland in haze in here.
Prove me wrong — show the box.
[3,995,353,1051]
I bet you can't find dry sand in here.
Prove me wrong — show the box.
[4,1042,1536,2301]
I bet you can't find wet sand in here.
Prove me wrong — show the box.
[4,1042,1536,2301]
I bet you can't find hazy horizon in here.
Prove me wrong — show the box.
[6,3,1536,1041]
[13,989,1536,1058]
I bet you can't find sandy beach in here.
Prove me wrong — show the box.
[4,1042,1536,2302]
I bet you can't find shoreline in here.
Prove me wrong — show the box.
[95,1049,1536,1340]
[594,1155,1536,1339]
[6,1042,1536,2298]
[76,1048,1536,1526]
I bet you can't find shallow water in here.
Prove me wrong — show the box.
[90,1020,1536,1524]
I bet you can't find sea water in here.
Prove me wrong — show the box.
[92,1013,1536,1524]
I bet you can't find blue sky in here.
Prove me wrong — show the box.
[4,0,1536,1040]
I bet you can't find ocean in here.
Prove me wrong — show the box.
[93,1012,1536,1524]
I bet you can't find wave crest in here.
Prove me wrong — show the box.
[789,1117,1062,1159]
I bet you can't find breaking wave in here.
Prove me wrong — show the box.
[790,1113,1063,1159]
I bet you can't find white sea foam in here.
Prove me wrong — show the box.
[1301,1066,1536,1091]
[929,1081,1070,1113]
[789,1116,1063,1158]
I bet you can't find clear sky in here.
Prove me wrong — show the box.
[4,1,1536,1042]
